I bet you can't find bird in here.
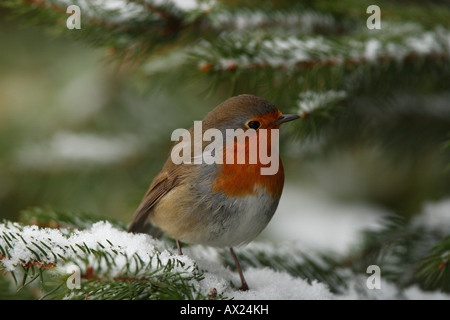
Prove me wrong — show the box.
[128,94,299,291]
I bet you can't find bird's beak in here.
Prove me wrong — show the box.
[275,114,300,125]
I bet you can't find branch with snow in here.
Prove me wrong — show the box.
[296,90,347,116]
[0,219,334,299]
[0,221,208,299]
[1,198,450,300]
[5,1,449,76]
[193,23,450,72]
[3,0,216,60]
[207,7,337,34]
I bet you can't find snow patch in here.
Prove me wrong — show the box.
[15,132,139,168]
[297,90,347,114]
[2,196,450,299]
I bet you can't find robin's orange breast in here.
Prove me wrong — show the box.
[212,129,285,198]
[212,159,285,198]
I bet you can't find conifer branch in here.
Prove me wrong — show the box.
[0,217,211,299]
[191,24,450,73]
[416,235,450,292]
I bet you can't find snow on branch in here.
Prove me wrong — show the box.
[0,221,193,274]
[207,7,337,34]
[297,90,347,116]
[17,0,150,27]
[0,220,335,299]
[1,205,450,299]
[21,0,215,22]
[9,0,215,43]
[194,23,450,72]
[0,220,213,299]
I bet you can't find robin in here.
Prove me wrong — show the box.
[128,94,299,291]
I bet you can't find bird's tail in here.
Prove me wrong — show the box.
[127,217,163,239]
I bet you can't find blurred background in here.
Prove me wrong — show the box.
[0,5,221,223]
[0,1,449,254]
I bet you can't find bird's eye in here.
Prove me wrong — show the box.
[247,121,260,130]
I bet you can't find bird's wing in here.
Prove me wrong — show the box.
[127,164,183,235]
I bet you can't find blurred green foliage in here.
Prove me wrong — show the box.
[0,9,220,222]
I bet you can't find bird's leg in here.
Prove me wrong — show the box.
[230,247,249,291]
[176,239,183,255]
